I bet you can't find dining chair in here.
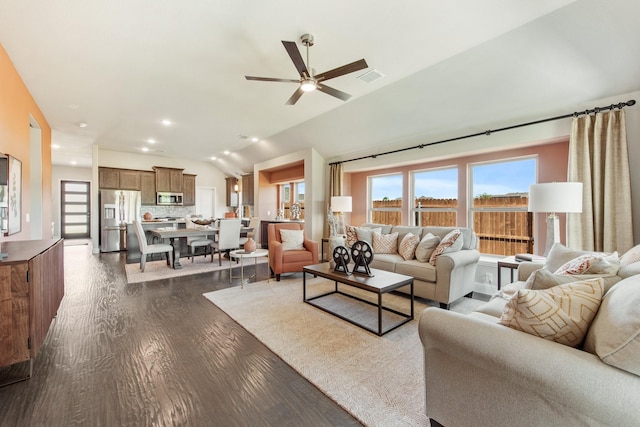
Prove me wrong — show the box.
[185,215,215,262]
[211,218,242,266]
[133,220,173,272]
[239,216,260,247]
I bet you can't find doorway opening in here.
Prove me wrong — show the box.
[61,180,91,239]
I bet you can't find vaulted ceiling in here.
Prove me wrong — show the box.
[0,0,638,176]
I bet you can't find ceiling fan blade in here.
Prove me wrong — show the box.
[245,76,299,83]
[285,87,305,105]
[282,40,309,78]
[315,59,368,82]
[316,84,351,102]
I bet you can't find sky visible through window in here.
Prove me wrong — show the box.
[371,158,536,200]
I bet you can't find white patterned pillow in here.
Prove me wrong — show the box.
[621,244,640,266]
[429,229,462,266]
[554,254,603,275]
[373,231,398,254]
[398,232,420,261]
[345,225,358,247]
[499,278,604,348]
[415,233,441,263]
[279,229,304,250]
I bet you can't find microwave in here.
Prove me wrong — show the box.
[157,192,183,206]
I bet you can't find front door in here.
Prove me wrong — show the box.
[60,180,90,239]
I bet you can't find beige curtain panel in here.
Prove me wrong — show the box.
[567,110,633,253]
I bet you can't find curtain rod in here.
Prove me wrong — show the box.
[328,99,636,166]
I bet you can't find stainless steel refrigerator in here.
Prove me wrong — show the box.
[100,190,141,252]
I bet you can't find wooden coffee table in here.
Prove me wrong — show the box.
[302,263,414,336]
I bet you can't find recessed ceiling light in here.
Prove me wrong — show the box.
[223,150,230,155]
[147,138,156,144]
[70,161,77,165]
[141,147,149,152]
[161,119,172,126]
[210,156,217,161]
[77,122,88,128]
[251,137,259,142]
[51,144,60,149]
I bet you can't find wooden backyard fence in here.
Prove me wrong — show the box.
[371,196,533,255]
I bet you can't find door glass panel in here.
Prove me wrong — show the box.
[65,214,88,223]
[65,194,87,203]
[65,225,89,234]
[64,182,88,192]
[65,205,87,213]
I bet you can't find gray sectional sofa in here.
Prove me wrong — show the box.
[355,223,480,308]
[419,243,640,426]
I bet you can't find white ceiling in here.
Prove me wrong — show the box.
[1,0,639,176]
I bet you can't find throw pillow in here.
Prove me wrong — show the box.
[620,244,640,266]
[415,233,441,263]
[543,243,591,273]
[429,229,463,266]
[279,229,304,250]
[345,225,358,247]
[583,278,640,376]
[554,253,603,275]
[398,232,420,261]
[585,252,621,275]
[523,268,621,293]
[499,278,604,348]
[372,231,399,254]
[355,227,381,246]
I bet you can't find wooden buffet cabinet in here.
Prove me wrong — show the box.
[0,239,64,385]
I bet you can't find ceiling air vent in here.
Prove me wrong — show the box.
[357,69,385,83]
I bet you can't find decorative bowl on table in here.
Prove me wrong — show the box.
[190,218,213,226]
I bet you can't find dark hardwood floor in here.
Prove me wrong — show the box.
[0,244,361,426]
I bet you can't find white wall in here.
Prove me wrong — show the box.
[51,165,92,237]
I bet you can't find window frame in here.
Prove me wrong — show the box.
[368,173,403,225]
[410,166,459,227]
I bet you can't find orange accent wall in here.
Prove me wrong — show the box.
[0,43,52,240]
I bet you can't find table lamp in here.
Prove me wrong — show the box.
[330,196,352,236]
[528,182,583,256]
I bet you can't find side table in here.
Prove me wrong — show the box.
[496,256,520,290]
[229,248,269,288]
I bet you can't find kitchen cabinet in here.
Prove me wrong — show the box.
[226,177,238,207]
[154,167,184,193]
[0,239,64,384]
[183,174,196,206]
[99,167,120,189]
[242,173,254,206]
[118,170,141,190]
[140,171,156,205]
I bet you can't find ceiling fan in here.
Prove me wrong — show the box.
[245,33,368,105]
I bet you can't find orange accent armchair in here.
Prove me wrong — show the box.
[268,223,319,281]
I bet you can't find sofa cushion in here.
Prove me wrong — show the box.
[360,223,393,234]
[415,233,440,263]
[583,277,640,376]
[373,231,398,254]
[524,268,621,293]
[395,259,436,283]
[390,226,424,244]
[279,229,304,250]
[429,229,463,265]
[370,253,403,272]
[475,297,509,318]
[398,232,420,261]
[498,278,604,348]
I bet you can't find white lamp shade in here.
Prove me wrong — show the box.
[331,196,352,213]
[528,182,583,213]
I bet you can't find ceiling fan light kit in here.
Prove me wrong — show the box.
[245,33,368,105]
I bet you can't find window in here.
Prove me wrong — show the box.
[278,181,305,219]
[369,174,403,225]
[295,182,305,202]
[470,157,537,256]
[412,167,458,227]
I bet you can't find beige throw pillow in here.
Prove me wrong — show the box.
[583,278,640,376]
[372,231,398,254]
[499,278,604,348]
[621,244,640,266]
[345,225,358,247]
[398,232,420,261]
[415,233,441,263]
[429,229,463,266]
[524,268,621,293]
[279,229,304,250]
[554,253,604,275]
[355,227,381,247]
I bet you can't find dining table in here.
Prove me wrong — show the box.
[150,226,254,269]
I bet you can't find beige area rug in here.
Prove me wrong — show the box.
[125,255,268,284]
[203,277,484,426]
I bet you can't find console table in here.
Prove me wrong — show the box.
[0,238,64,386]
